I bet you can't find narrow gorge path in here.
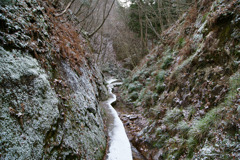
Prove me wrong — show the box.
[100,79,132,160]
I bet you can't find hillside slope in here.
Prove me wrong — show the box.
[0,0,108,159]
[121,0,240,159]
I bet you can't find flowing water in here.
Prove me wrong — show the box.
[101,78,133,160]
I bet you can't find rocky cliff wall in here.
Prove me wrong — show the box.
[0,0,108,159]
[121,0,240,159]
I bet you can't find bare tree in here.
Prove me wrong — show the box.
[56,0,116,38]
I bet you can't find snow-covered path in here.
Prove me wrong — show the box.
[102,78,132,160]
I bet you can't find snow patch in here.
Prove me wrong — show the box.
[105,78,132,160]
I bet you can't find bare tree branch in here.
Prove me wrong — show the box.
[87,0,115,38]
[55,0,74,17]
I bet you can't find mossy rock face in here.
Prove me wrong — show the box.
[0,1,107,158]
[0,47,59,159]
[0,0,15,5]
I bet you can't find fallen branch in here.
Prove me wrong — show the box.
[55,0,74,17]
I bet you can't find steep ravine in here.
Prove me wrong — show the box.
[120,0,240,159]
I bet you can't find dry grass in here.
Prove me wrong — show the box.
[178,38,193,62]
[183,4,198,29]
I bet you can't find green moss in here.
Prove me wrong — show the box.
[177,120,190,134]
[161,55,174,69]
[153,132,170,148]
[218,24,232,46]
[224,71,240,105]
[0,0,15,5]
[138,88,146,100]
[187,107,219,157]
[178,37,186,48]
[202,12,209,23]
[128,81,143,93]
[163,108,183,124]
[129,91,138,101]
[156,82,165,94]
[156,71,165,82]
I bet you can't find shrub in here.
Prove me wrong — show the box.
[129,91,138,101]
[138,88,146,101]
[187,107,219,157]
[188,108,218,139]
[177,120,190,135]
[153,132,170,148]
[161,55,174,69]
[178,37,186,48]
[128,81,143,93]
[132,73,140,81]
[156,82,166,94]
[156,71,165,82]
[163,108,183,124]
[144,91,153,106]
[163,108,183,132]
[152,93,159,103]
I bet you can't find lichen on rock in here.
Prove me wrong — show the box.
[0,47,59,159]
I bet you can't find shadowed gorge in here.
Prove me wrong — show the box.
[0,0,239,160]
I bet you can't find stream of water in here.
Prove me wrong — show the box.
[101,78,133,160]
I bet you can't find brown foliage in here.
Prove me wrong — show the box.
[208,0,237,28]
[178,38,192,58]
[43,1,86,74]
[183,4,198,29]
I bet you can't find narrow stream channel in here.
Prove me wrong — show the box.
[101,78,133,160]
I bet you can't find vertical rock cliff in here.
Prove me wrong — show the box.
[0,0,108,159]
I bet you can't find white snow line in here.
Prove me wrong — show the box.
[105,78,132,160]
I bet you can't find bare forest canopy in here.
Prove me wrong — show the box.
[128,0,194,40]
[54,0,115,37]
[51,0,194,71]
